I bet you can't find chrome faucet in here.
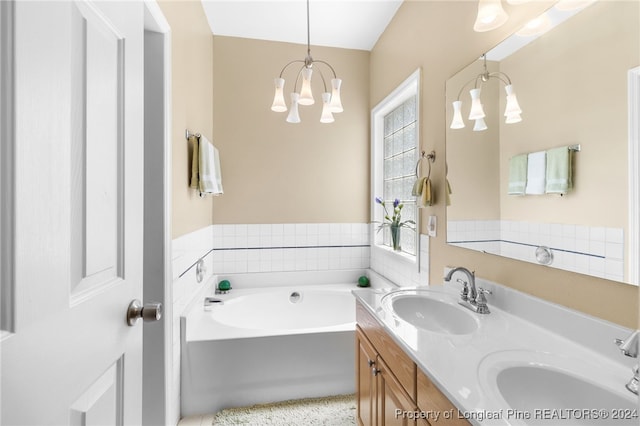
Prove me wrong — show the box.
[444,267,491,314]
[615,330,640,395]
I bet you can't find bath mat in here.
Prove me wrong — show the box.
[211,394,356,426]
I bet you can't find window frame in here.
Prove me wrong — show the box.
[370,69,421,264]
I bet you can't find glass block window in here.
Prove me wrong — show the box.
[381,96,417,255]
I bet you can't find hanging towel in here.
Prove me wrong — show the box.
[412,177,433,207]
[507,154,528,195]
[545,146,573,194]
[525,151,546,195]
[189,135,200,189]
[422,178,433,207]
[445,178,452,206]
[411,177,426,197]
[198,136,224,196]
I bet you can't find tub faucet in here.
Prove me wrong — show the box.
[615,330,640,395]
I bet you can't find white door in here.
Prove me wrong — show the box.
[1,1,147,424]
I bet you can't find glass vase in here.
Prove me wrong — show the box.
[390,224,401,251]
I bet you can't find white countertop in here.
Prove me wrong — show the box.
[353,282,638,425]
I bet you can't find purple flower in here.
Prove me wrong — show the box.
[393,198,400,208]
[375,197,383,204]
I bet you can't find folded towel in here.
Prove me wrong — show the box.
[508,154,528,195]
[198,136,224,196]
[525,151,546,195]
[189,135,200,189]
[545,146,572,194]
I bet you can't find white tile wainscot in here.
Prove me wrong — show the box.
[211,223,370,274]
[171,225,216,425]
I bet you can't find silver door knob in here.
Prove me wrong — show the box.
[127,300,162,326]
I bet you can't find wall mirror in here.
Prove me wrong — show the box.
[445,0,640,285]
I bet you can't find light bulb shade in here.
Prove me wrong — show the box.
[298,67,315,106]
[504,85,522,116]
[468,88,486,120]
[506,0,532,4]
[270,78,287,112]
[329,78,343,113]
[505,112,522,124]
[473,0,508,32]
[450,101,465,129]
[473,117,488,131]
[286,93,301,123]
[320,93,335,123]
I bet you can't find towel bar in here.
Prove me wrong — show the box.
[185,129,201,140]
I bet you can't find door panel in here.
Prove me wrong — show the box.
[1,1,144,424]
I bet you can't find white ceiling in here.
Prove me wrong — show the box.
[200,0,404,51]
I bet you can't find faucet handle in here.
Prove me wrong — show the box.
[615,330,640,358]
[475,288,492,314]
[457,279,469,301]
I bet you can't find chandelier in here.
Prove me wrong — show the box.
[270,0,343,124]
[449,54,522,131]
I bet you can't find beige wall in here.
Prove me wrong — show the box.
[210,36,370,224]
[371,0,638,327]
[158,0,215,238]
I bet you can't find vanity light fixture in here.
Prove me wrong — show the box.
[270,0,343,124]
[449,54,522,131]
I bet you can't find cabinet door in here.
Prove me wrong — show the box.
[377,356,417,426]
[357,327,378,426]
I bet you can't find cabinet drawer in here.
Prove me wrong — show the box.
[357,301,416,401]
[417,369,470,425]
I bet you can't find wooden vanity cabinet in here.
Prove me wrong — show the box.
[356,300,470,426]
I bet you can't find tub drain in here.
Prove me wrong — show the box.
[289,291,302,303]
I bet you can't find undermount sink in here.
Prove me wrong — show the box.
[479,350,638,425]
[381,290,479,335]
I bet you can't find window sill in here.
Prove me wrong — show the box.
[373,243,417,264]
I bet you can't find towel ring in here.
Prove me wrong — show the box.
[415,150,436,179]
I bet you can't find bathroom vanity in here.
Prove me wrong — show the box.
[353,276,638,426]
[356,300,469,425]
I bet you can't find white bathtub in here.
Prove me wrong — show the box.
[180,272,360,417]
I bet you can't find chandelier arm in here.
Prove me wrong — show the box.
[455,77,479,101]
[313,60,338,79]
[278,60,306,79]
[488,71,512,86]
[315,66,328,93]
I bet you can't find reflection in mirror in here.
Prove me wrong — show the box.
[445,0,640,285]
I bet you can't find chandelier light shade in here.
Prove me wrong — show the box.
[450,101,465,129]
[468,88,486,120]
[473,0,508,32]
[271,78,287,112]
[320,93,334,123]
[270,0,343,123]
[286,93,301,124]
[450,54,523,131]
[473,117,488,132]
